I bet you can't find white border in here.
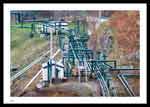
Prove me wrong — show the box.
[4,3,147,104]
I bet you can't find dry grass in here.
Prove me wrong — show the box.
[11,64,42,96]
[11,26,51,70]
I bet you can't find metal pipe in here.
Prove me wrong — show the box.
[23,69,42,92]
[110,68,140,71]
[117,74,135,96]
[96,66,110,96]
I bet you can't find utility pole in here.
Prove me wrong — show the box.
[78,62,81,83]
[84,58,88,82]
[50,30,53,59]
[49,29,53,86]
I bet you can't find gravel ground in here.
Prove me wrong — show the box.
[126,78,139,96]
[22,80,101,97]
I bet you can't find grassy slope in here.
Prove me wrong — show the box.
[11,24,49,70]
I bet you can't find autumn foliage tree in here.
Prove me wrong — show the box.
[109,11,140,66]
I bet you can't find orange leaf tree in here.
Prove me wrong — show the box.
[109,11,140,66]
